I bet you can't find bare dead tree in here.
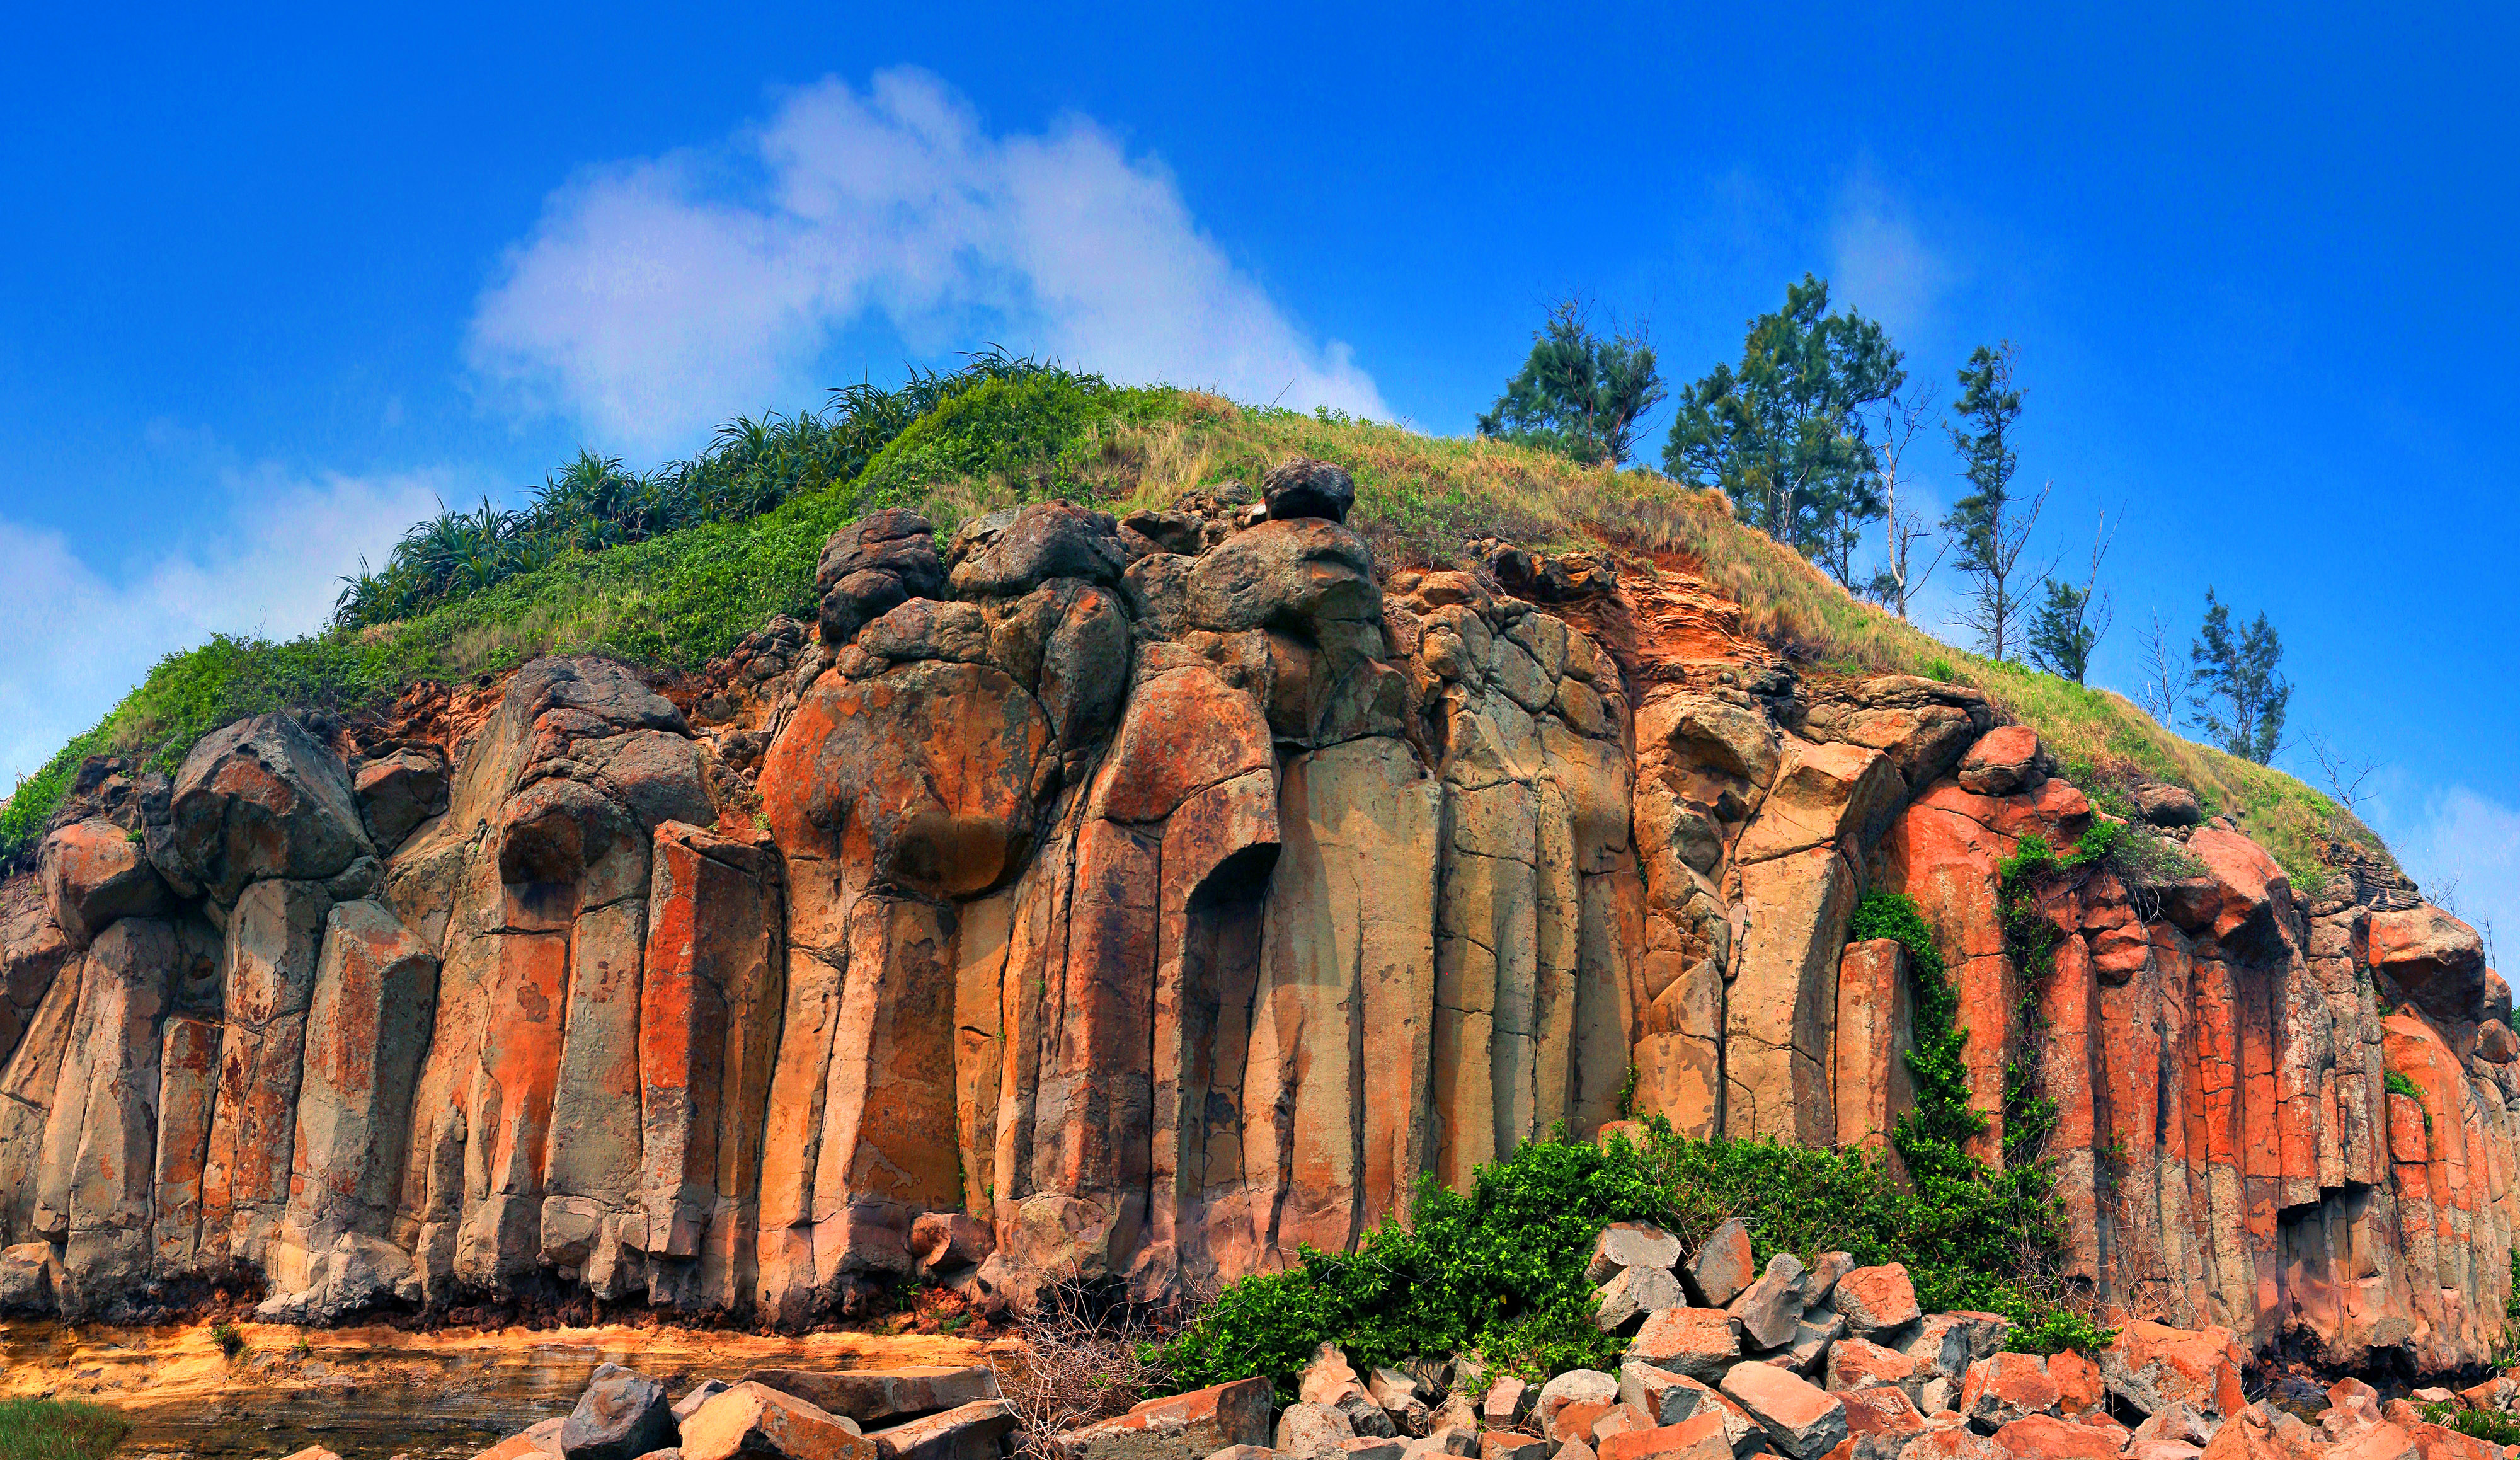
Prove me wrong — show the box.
[2132,607,2195,727]
[1866,382,1946,619]
[1945,478,2051,663]
[2303,732,2383,813]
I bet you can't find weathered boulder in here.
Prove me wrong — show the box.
[1537,1371,1622,1446]
[682,1382,873,1460]
[1589,1221,1686,1284]
[818,507,946,645]
[1055,1381,1273,1460]
[948,504,1129,598]
[1720,1362,1848,1459]
[865,1400,1017,1460]
[1728,1252,1809,1350]
[563,1364,677,1460]
[1598,1265,1689,1331]
[1184,518,1379,635]
[1988,1414,2124,1460]
[1834,1265,1921,1340]
[164,712,372,904]
[0,1241,57,1313]
[1958,1354,2059,1432]
[1598,1414,1732,1460]
[2098,1325,2245,1424]
[2368,905,2488,1022]
[1628,1308,1747,1381]
[1955,727,2041,796]
[745,1369,1002,1427]
[2131,783,2202,827]
[1687,1219,1756,1307]
[355,747,449,849]
[1264,457,1358,524]
[1276,1403,1358,1460]
[39,819,169,945]
[1826,1340,1917,1396]
[1303,1345,1399,1439]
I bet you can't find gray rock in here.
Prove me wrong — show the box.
[818,507,946,644]
[1687,1217,1756,1307]
[562,1363,676,1460]
[1262,457,1356,524]
[1586,1221,1685,1285]
[2133,783,2202,827]
[1727,1252,1809,1350]
[1595,1264,1688,1332]
[353,747,449,849]
[1276,1403,1356,1460]
[163,712,372,904]
[868,1399,1017,1460]
[948,504,1130,598]
[1183,519,1378,634]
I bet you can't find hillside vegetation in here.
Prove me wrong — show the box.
[2,371,2380,886]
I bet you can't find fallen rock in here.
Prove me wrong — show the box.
[1686,1223,1754,1309]
[1989,1414,2125,1460]
[1834,1266,1922,1340]
[909,1215,995,1277]
[1589,1222,1687,1284]
[1958,1354,2060,1432]
[1826,1340,1918,1396]
[0,1242,58,1315]
[866,1400,1018,1460]
[1728,1252,1809,1350]
[744,1368,1002,1427]
[1482,1378,1533,1429]
[475,1419,570,1460]
[1055,1380,1274,1460]
[2098,1325,2245,1424]
[1720,1362,1849,1460]
[39,818,168,945]
[1599,1265,1690,1332]
[1802,1253,1856,1309]
[1477,1437,1549,1460]
[163,711,373,903]
[1277,1404,1358,1460]
[1302,1343,1399,1438]
[1597,1413,1732,1460]
[1367,1368,1429,1435]
[1631,1308,1747,1382]
[1956,727,2042,796]
[678,1382,734,1422]
[2131,784,2202,828]
[818,508,947,643]
[354,747,449,849]
[682,1382,873,1460]
[1538,1371,1624,1446]
[1340,1442,1405,1460]
[562,1364,677,1460]
[1263,458,1358,524]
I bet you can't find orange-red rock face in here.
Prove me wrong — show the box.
[0,495,2510,1369]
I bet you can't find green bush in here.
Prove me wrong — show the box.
[0,1398,129,1460]
[2385,1070,2422,1101]
[2420,1402,2520,1446]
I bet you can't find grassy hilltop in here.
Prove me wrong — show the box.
[1,360,2379,884]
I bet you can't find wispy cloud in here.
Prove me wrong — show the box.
[467,68,1387,454]
[2375,784,2520,969]
[1828,172,1954,340]
[0,464,453,782]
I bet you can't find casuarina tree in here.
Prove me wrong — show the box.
[1477,298,1666,466]
[1944,342,2048,662]
[2190,587,2291,764]
[1663,273,1905,583]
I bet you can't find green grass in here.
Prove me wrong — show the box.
[3,380,2390,894]
[0,1398,130,1460]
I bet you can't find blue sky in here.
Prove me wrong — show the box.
[2,4,2514,947]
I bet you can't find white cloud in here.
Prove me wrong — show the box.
[1828,173,1953,340]
[467,69,1387,454]
[2376,785,2520,970]
[0,466,452,783]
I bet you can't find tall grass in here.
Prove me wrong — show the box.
[3,380,2380,892]
[0,1398,129,1460]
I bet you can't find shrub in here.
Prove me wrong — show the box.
[210,1319,246,1361]
[2420,1403,2520,1446]
[0,1398,130,1460]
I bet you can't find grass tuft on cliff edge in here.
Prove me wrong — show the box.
[3,380,2381,889]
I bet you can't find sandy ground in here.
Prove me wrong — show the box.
[0,1318,989,1459]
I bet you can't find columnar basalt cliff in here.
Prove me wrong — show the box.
[0,464,2507,1374]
